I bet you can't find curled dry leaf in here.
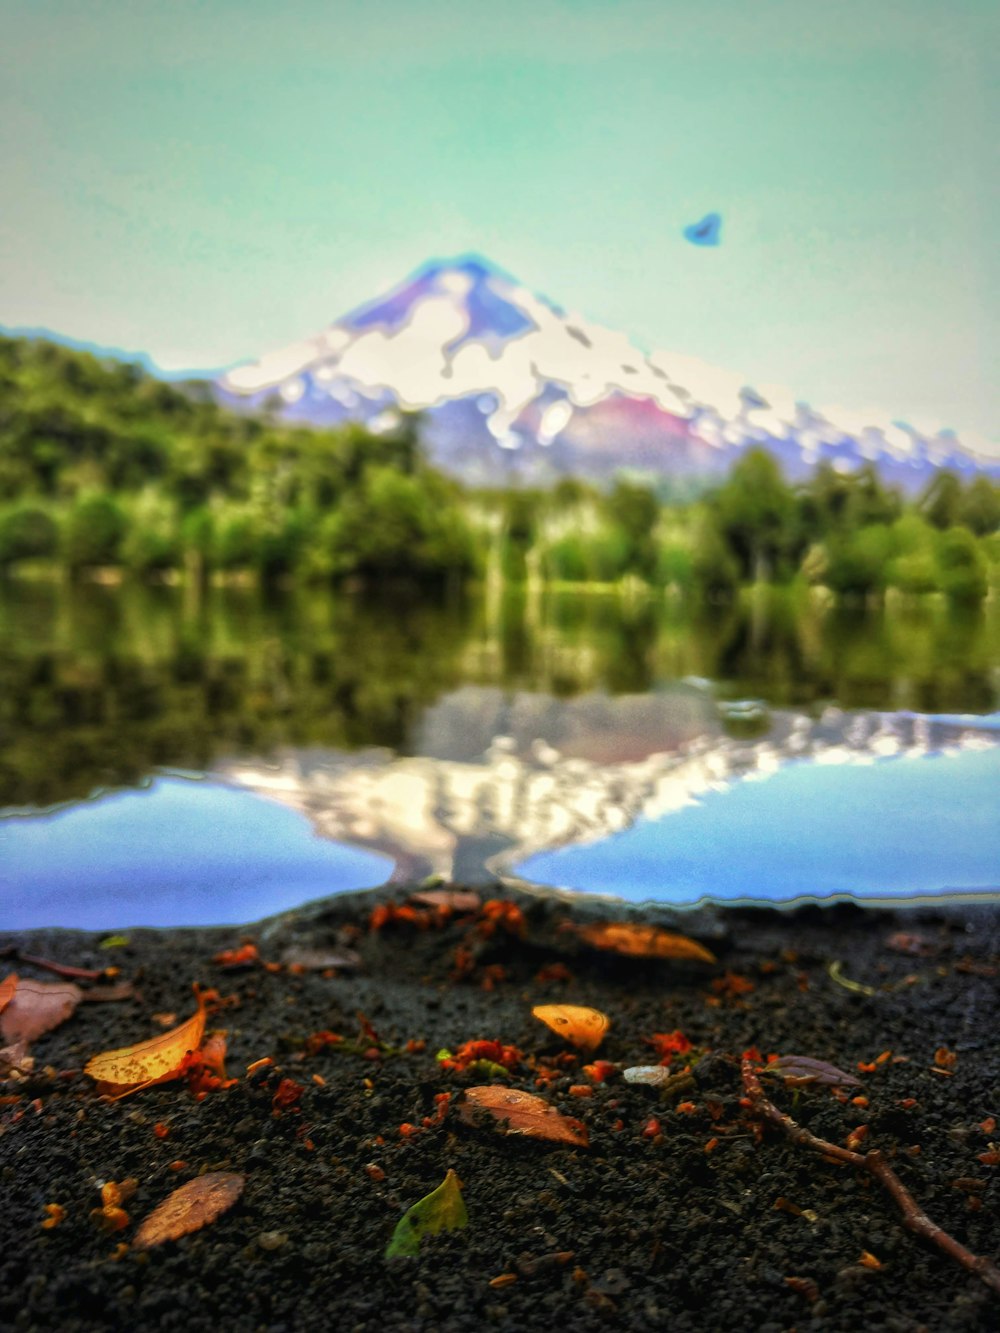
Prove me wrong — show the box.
[0,978,82,1045]
[764,1055,862,1088]
[532,1004,610,1053]
[459,1086,589,1147]
[577,923,716,964]
[385,1168,468,1258]
[132,1171,245,1250]
[84,988,212,1097]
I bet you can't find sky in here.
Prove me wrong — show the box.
[1,0,997,450]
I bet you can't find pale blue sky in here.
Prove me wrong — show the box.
[1,0,997,446]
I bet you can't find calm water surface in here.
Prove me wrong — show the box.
[2,581,998,927]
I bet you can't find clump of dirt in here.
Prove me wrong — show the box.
[1,887,998,1332]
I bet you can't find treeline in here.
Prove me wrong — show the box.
[1,333,998,601]
[475,450,999,603]
[0,335,476,584]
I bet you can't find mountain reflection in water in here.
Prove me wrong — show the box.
[216,687,1000,899]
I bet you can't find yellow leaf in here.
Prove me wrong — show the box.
[84,988,211,1097]
[578,922,716,963]
[532,1004,610,1052]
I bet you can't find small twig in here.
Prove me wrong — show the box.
[2,948,105,981]
[741,1058,1000,1297]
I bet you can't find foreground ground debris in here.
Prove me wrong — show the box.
[1,886,998,1331]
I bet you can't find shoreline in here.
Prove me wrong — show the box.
[2,885,998,1331]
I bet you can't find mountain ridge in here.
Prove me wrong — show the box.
[216,255,1000,492]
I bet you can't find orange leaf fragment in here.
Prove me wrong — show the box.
[84,988,214,1097]
[0,974,18,1015]
[212,942,259,969]
[0,978,82,1045]
[577,922,715,964]
[582,1060,616,1083]
[532,1004,609,1053]
[459,1086,589,1147]
[132,1172,245,1250]
[40,1203,65,1230]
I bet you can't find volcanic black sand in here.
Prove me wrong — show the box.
[1,885,998,1332]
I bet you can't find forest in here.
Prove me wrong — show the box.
[1,332,998,602]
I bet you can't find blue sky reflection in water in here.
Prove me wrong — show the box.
[0,779,392,931]
[516,744,1000,905]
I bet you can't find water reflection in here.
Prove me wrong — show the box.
[2,582,999,918]
[217,694,1000,891]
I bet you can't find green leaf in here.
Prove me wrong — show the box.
[385,1169,468,1259]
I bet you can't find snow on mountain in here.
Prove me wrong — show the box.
[217,255,999,489]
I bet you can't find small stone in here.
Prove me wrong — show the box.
[257,1231,288,1251]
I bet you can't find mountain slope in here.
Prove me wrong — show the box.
[218,255,999,490]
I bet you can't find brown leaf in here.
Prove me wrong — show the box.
[84,989,211,1096]
[409,889,482,912]
[0,974,18,1014]
[764,1055,862,1088]
[0,1039,32,1075]
[279,946,362,972]
[532,1004,610,1052]
[132,1172,245,1250]
[0,978,82,1044]
[577,922,716,964]
[459,1086,589,1147]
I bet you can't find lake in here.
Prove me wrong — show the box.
[2,580,998,928]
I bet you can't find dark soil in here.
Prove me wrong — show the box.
[1,887,998,1332]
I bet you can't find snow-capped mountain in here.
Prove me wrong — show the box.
[218,255,999,490]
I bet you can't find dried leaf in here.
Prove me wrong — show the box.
[0,978,82,1044]
[409,890,482,912]
[84,989,211,1096]
[459,1086,589,1147]
[577,922,716,964]
[132,1172,245,1250]
[0,974,18,1015]
[385,1169,468,1258]
[0,1039,32,1074]
[279,945,362,972]
[532,1004,610,1052]
[764,1055,862,1088]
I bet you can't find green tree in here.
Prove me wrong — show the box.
[959,477,1000,537]
[710,448,802,582]
[603,479,660,581]
[919,471,963,530]
[824,524,894,599]
[936,525,987,603]
[62,494,126,571]
[0,506,59,568]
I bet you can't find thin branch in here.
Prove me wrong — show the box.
[741,1058,1000,1297]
